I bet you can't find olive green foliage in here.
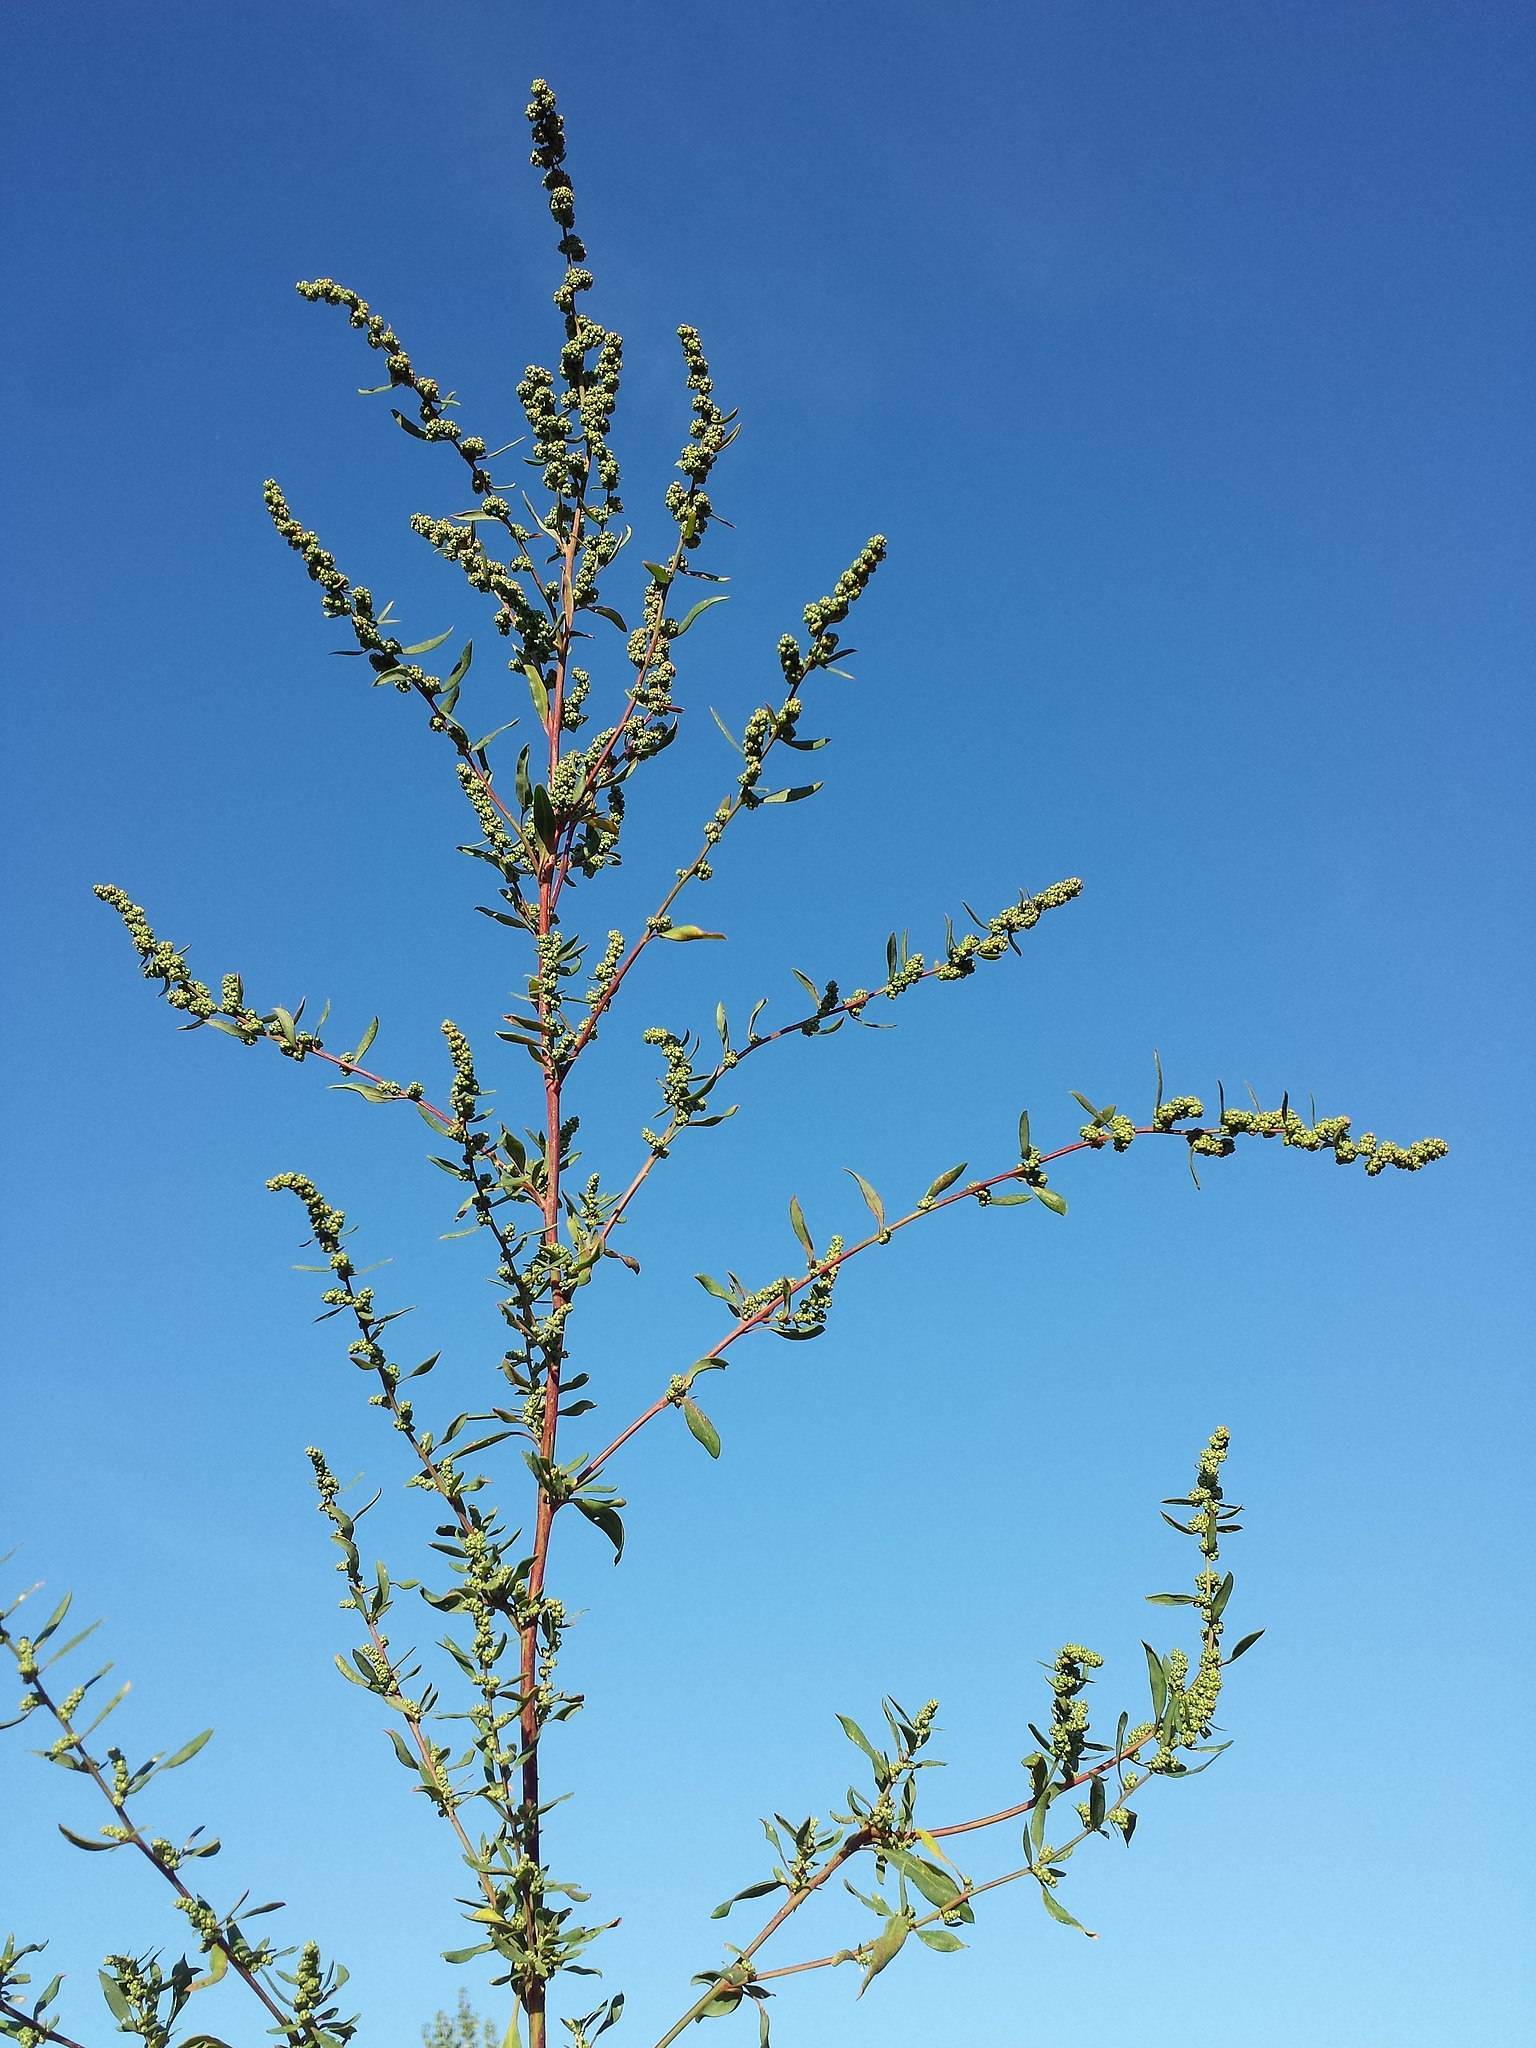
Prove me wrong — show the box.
[423,1993,497,2048]
[1,79,1445,2048]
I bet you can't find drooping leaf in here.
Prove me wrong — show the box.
[682,1400,721,1458]
[1036,1187,1068,1217]
[1038,1884,1095,1935]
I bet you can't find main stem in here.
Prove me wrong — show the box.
[517,502,585,2048]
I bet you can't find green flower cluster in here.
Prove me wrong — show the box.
[441,1020,482,1132]
[1185,1101,1448,1174]
[91,885,216,1019]
[1045,1643,1104,1780]
[265,1173,347,1260]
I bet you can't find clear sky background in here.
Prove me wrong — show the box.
[4,3,1532,2044]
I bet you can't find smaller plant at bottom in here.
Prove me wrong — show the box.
[423,1991,500,2048]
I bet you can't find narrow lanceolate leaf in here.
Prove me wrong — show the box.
[157,1727,213,1771]
[60,1824,119,1851]
[1018,1108,1032,1156]
[1226,1628,1265,1663]
[523,664,550,721]
[659,924,727,942]
[682,1400,721,1458]
[788,1195,815,1259]
[531,785,556,854]
[1036,1186,1068,1216]
[836,1713,883,1768]
[1143,1642,1169,1719]
[401,628,455,656]
[673,594,729,636]
[758,783,821,805]
[921,1162,968,1206]
[1038,1884,1096,1935]
[344,1016,379,1065]
[846,1169,887,1234]
[711,1878,782,1919]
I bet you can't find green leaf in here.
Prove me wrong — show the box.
[589,604,628,633]
[788,1195,814,1259]
[532,785,556,854]
[711,1878,782,1919]
[915,1927,966,1953]
[857,1913,911,1996]
[658,924,726,942]
[524,665,550,721]
[402,628,454,656]
[1038,1884,1095,1935]
[695,1273,732,1301]
[882,1847,967,1914]
[836,1713,883,1768]
[757,783,821,804]
[1226,1628,1265,1664]
[99,1974,134,2020]
[574,1497,625,1561]
[442,636,474,694]
[1036,1186,1068,1217]
[344,1016,379,1065]
[709,706,741,751]
[59,1823,117,1851]
[1018,1108,1032,1156]
[921,1161,968,1205]
[643,560,672,583]
[682,1400,721,1458]
[1144,1592,1196,1606]
[158,1727,213,1771]
[470,719,520,755]
[846,1169,887,1234]
[33,1592,72,1644]
[673,594,729,636]
[1088,1775,1106,1830]
[1142,1642,1168,1720]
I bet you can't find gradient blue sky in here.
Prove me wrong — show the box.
[4,4,1533,2044]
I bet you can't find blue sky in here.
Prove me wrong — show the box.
[3,2,1532,2043]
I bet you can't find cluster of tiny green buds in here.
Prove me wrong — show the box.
[526,79,584,260]
[93,886,217,1019]
[674,324,734,512]
[441,1020,481,1130]
[266,1173,346,1255]
[455,760,525,873]
[1153,1094,1205,1129]
[263,476,352,616]
[792,1237,843,1337]
[1172,1099,1449,1175]
[1045,1643,1104,1779]
[803,535,886,637]
[1081,1113,1138,1151]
